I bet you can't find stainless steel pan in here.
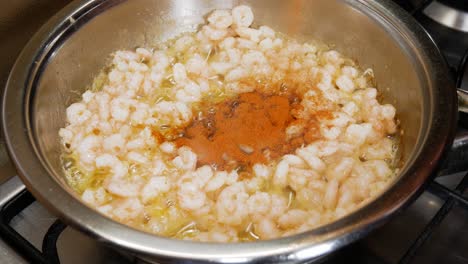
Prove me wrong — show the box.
[1,0,461,263]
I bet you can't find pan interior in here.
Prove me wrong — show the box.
[32,0,425,232]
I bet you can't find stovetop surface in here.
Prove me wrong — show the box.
[1,1,468,263]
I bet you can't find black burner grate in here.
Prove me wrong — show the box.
[42,220,67,264]
[0,190,68,264]
[398,174,468,264]
[0,190,49,263]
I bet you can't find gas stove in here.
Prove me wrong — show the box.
[1,1,468,263]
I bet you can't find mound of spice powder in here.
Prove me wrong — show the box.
[176,91,322,170]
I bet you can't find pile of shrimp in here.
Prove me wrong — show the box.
[59,5,399,242]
